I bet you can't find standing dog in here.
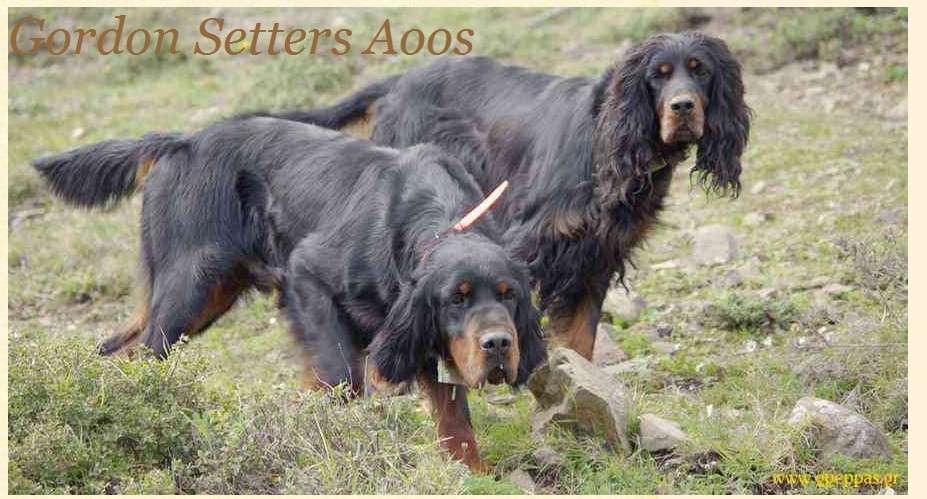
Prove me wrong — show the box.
[32,117,545,471]
[270,31,751,359]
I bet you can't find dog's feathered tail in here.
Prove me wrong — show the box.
[31,132,188,209]
[242,74,400,129]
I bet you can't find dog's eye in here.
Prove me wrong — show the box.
[688,59,707,77]
[450,292,468,306]
[657,62,673,78]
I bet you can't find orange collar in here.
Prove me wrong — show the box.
[419,180,509,263]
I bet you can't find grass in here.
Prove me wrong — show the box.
[8,336,466,494]
[8,7,907,494]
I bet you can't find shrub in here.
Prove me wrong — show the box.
[704,292,799,333]
[9,335,467,494]
[9,337,214,494]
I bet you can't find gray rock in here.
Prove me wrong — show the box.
[720,268,743,287]
[655,322,674,339]
[788,397,892,461]
[602,287,646,322]
[743,212,771,226]
[532,446,564,468]
[879,209,902,225]
[692,225,738,266]
[506,469,535,493]
[528,348,631,453]
[593,323,628,367]
[886,96,907,120]
[738,258,763,279]
[639,413,690,452]
[626,321,658,341]
[749,180,768,195]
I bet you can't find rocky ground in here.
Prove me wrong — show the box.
[8,7,907,494]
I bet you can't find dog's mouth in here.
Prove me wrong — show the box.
[486,363,509,385]
[669,124,701,143]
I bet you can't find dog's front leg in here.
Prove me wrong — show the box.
[418,374,487,473]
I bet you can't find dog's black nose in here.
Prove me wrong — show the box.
[670,97,695,116]
[479,331,512,356]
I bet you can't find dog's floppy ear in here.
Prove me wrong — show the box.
[593,38,661,210]
[694,34,751,197]
[368,280,436,384]
[513,279,547,386]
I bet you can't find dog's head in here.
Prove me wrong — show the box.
[595,31,751,205]
[368,233,545,388]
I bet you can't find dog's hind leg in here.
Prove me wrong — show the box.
[139,256,248,358]
[547,287,608,361]
[98,292,150,356]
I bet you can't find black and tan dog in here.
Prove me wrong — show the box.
[270,31,751,360]
[32,116,545,471]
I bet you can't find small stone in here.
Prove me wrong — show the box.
[188,105,221,126]
[788,397,892,461]
[691,225,738,266]
[487,393,517,405]
[738,258,763,279]
[797,276,832,290]
[886,97,907,120]
[506,469,535,493]
[743,212,770,226]
[652,341,676,356]
[806,85,826,96]
[757,287,777,300]
[10,208,45,229]
[603,357,652,377]
[70,127,85,140]
[651,259,682,270]
[602,288,646,322]
[593,323,628,367]
[823,283,854,297]
[749,181,768,195]
[532,446,564,468]
[720,268,743,287]
[639,413,690,452]
[879,209,902,225]
[654,322,673,339]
